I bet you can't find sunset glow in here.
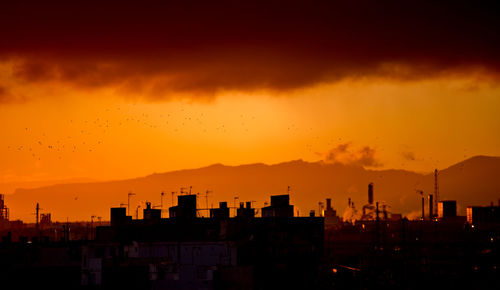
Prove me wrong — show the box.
[0,1,499,222]
[1,75,499,184]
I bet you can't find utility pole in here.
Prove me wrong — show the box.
[160,192,165,218]
[35,203,40,229]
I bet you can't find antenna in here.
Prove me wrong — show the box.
[90,215,96,240]
[234,196,239,217]
[287,186,291,195]
[171,191,177,207]
[160,192,165,218]
[36,203,40,229]
[205,190,212,217]
[136,205,141,219]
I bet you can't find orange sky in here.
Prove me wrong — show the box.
[1,1,499,186]
[1,71,499,185]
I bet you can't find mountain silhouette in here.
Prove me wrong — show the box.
[5,156,500,222]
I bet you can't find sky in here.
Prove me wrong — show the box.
[1,1,500,184]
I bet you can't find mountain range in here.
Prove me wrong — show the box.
[4,155,500,222]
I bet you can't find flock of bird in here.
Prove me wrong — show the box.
[3,106,323,163]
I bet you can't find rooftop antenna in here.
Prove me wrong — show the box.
[189,186,192,195]
[234,196,239,216]
[434,169,439,218]
[171,191,177,207]
[136,205,141,219]
[160,192,165,218]
[180,187,187,195]
[127,192,135,216]
[287,186,291,195]
[196,192,201,217]
[205,190,212,217]
[90,215,96,240]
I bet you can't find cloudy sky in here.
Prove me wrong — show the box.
[1,1,499,182]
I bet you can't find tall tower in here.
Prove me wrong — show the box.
[434,169,439,217]
[36,203,40,229]
[368,182,374,204]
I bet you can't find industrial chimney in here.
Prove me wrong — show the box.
[368,183,374,204]
[429,194,433,220]
[326,198,332,211]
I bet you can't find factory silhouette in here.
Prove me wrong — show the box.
[0,172,499,289]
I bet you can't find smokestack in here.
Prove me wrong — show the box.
[434,169,439,217]
[376,202,380,250]
[36,203,39,229]
[368,183,374,204]
[429,194,433,220]
[326,198,332,210]
[421,194,425,220]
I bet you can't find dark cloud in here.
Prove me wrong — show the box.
[402,151,417,161]
[0,85,24,104]
[324,143,382,168]
[0,86,9,100]
[0,0,499,100]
